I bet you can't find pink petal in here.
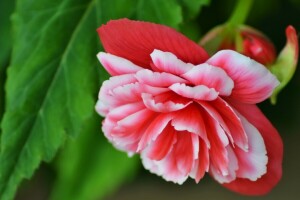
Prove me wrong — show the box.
[169,83,219,101]
[171,105,210,147]
[98,74,137,115]
[203,111,229,176]
[210,146,238,184]
[137,113,174,151]
[135,69,187,87]
[222,100,283,195]
[97,52,143,76]
[103,108,156,152]
[142,92,191,113]
[190,139,210,183]
[197,100,232,146]
[142,130,198,184]
[174,133,198,175]
[208,98,248,151]
[233,113,267,181]
[98,19,209,68]
[106,101,145,123]
[147,124,177,161]
[150,49,193,75]
[207,50,279,103]
[141,147,189,184]
[182,63,234,96]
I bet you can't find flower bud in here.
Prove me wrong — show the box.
[200,25,276,66]
[240,26,276,66]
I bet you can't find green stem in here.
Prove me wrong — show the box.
[228,0,253,26]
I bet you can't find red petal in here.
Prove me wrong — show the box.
[222,100,283,195]
[147,124,177,161]
[98,19,209,68]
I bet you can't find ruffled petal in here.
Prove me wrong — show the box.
[190,139,210,183]
[182,63,234,96]
[141,92,192,113]
[233,113,267,181]
[210,146,238,184]
[137,113,174,151]
[207,50,279,103]
[98,74,137,115]
[170,83,219,101]
[98,19,209,68]
[104,108,156,152]
[141,130,198,184]
[150,49,193,75]
[207,98,248,151]
[135,69,187,87]
[174,133,198,175]
[147,124,177,161]
[97,52,143,76]
[171,105,210,147]
[222,100,283,196]
[203,111,229,176]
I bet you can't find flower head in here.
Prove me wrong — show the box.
[96,19,283,195]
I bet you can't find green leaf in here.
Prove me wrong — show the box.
[136,0,183,29]
[50,114,139,200]
[50,1,139,200]
[0,0,15,126]
[0,0,101,199]
[178,0,210,20]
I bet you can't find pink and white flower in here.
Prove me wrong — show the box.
[95,19,283,195]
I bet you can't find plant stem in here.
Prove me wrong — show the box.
[228,0,253,26]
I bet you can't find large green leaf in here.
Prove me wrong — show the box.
[0,0,15,126]
[0,0,100,199]
[136,0,183,29]
[50,1,139,199]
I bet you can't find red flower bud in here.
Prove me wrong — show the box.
[240,27,276,65]
[200,25,277,66]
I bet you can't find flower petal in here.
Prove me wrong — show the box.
[222,100,283,195]
[210,146,238,184]
[98,74,137,115]
[141,145,189,184]
[190,139,210,183]
[135,69,187,87]
[137,113,174,151]
[233,113,267,181]
[104,108,156,152]
[174,133,198,175]
[97,52,144,76]
[171,105,210,147]
[150,49,193,75]
[203,111,229,176]
[141,92,191,113]
[147,124,177,161]
[208,98,248,151]
[182,63,234,96]
[170,83,219,101]
[142,130,198,184]
[207,50,279,103]
[98,19,209,68]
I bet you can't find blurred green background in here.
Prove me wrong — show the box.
[0,0,299,199]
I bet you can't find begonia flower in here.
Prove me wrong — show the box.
[95,19,283,196]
